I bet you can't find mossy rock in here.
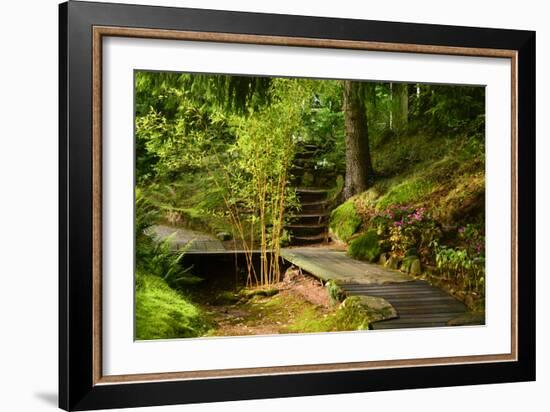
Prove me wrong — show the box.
[355,295,398,323]
[385,255,401,269]
[338,295,398,330]
[239,288,279,300]
[401,255,422,275]
[348,230,381,262]
[329,201,362,243]
[410,259,422,275]
[325,280,346,305]
[337,297,370,330]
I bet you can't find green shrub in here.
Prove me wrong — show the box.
[329,201,362,242]
[348,230,381,262]
[135,273,211,340]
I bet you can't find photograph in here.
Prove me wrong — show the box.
[52,1,535,410]
[134,71,487,340]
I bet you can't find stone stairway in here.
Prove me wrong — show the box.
[286,142,335,246]
[286,188,330,245]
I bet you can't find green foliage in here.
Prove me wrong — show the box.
[136,188,203,289]
[299,80,346,179]
[220,78,306,285]
[135,273,211,340]
[325,280,345,305]
[134,70,487,310]
[348,230,381,262]
[419,85,485,135]
[329,201,362,242]
[432,223,485,295]
[434,241,485,294]
[141,177,231,233]
[135,90,234,181]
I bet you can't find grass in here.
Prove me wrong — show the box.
[135,272,211,340]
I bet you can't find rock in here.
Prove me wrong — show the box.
[283,266,302,283]
[240,288,279,299]
[385,255,400,270]
[410,258,422,275]
[353,295,398,323]
[326,280,346,305]
[400,256,421,275]
[216,231,232,241]
[348,230,381,262]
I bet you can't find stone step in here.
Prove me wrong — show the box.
[288,213,330,219]
[292,233,329,243]
[296,187,329,194]
[285,223,328,229]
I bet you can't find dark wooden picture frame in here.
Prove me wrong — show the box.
[59,1,536,410]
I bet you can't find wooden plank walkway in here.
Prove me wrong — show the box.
[150,227,475,330]
[280,247,471,330]
[149,225,226,252]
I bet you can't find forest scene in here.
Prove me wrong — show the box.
[134,71,486,340]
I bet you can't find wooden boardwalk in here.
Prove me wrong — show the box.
[149,225,226,252]
[280,247,472,330]
[151,226,476,330]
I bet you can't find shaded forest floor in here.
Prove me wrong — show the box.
[194,272,332,336]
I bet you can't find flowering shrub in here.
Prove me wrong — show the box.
[365,205,441,261]
[458,224,485,257]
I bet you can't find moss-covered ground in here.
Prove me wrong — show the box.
[135,270,374,339]
[195,273,372,336]
[135,273,212,340]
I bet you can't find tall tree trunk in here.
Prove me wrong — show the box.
[343,80,372,200]
[391,83,408,130]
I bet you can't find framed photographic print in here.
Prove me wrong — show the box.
[59,1,536,410]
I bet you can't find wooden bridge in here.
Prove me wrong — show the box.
[151,225,480,330]
[280,247,477,330]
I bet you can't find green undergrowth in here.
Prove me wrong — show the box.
[135,272,211,340]
[139,174,233,235]
[329,201,362,242]
[348,230,381,262]
[332,132,485,229]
